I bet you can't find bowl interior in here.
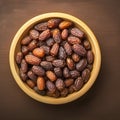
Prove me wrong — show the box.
[9,12,101,104]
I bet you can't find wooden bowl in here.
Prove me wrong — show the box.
[9,12,101,104]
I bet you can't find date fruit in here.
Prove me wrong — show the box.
[40,61,53,70]
[46,71,57,82]
[50,43,59,56]
[16,52,23,64]
[59,21,72,29]
[71,27,84,38]
[25,55,41,65]
[39,29,51,41]
[37,77,45,90]
[33,47,45,58]
[76,59,87,71]
[55,78,65,91]
[72,44,86,56]
[32,65,45,76]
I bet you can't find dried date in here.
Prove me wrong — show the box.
[72,44,86,56]
[32,65,45,76]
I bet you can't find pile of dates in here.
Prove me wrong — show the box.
[16,18,94,98]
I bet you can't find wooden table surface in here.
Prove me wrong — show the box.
[0,0,120,120]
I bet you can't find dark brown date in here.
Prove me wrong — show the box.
[64,42,72,55]
[16,52,23,64]
[40,45,50,55]
[46,55,55,62]
[26,80,35,89]
[21,46,29,55]
[46,80,56,93]
[21,36,32,45]
[58,46,66,59]
[70,70,80,79]
[76,59,87,71]
[46,38,55,47]
[21,59,28,73]
[32,65,45,76]
[60,88,69,97]
[63,67,71,78]
[82,68,90,83]
[34,22,48,31]
[74,77,84,91]
[72,53,80,62]
[29,29,39,39]
[39,29,51,41]
[55,78,65,91]
[54,67,62,77]
[68,36,81,44]
[71,27,84,38]
[66,58,75,70]
[28,40,37,51]
[52,59,65,68]
[40,61,53,70]
[83,40,91,50]
[87,50,94,64]
[19,69,27,81]
[27,71,37,81]
[72,44,86,56]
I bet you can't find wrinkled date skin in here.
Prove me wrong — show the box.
[32,65,45,76]
[16,17,94,98]
[25,55,41,65]
[72,44,86,56]
[40,61,53,70]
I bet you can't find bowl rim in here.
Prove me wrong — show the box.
[9,12,101,104]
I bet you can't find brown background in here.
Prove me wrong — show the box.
[0,0,120,120]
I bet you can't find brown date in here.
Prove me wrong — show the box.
[48,18,62,28]
[64,79,74,87]
[34,22,48,31]
[16,52,23,64]
[52,59,65,68]
[71,27,84,38]
[37,77,45,90]
[87,50,94,64]
[21,59,28,73]
[61,29,68,40]
[72,44,86,56]
[25,54,41,65]
[29,29,39,39]
[66,58,75,70]
[39,29,51,41]
[82,68,90,83]
[54,67,62,77]
[55,78,65,91]
[52,28,61,43]
[32,65,45,76]
[46,80,56,93]
[59,21,72,29]
[46,71,57,82]
[40,61,53,70]
[68,36,81,44]
[21,36,32,45]
[58,46,66,59]
[64,42,72,55]
[63,67,71,78]
[50,43,59,56]
[76,59,87,72]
